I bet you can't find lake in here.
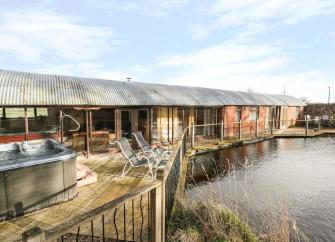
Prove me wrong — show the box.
[186,137,335,241]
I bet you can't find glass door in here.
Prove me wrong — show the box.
[138,109,149,140]
[121,110,132,139]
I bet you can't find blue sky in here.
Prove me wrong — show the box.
[0,0,335,102]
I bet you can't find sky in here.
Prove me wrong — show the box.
[0,0,335,102]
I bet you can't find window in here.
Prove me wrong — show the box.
[121,110,132,139]
[249,107,258,121]
[295,107,300,119]
[5,108,35,118]
[92,108,115,132]
[36,108,48,117]
[151,108,158,142]
[196,108,204,125]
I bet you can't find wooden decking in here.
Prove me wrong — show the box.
[0,153,154,242]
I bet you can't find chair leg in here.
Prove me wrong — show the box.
[122,162,131,180]
[148,165,156,180]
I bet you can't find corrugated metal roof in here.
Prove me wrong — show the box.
[0,69,305,107]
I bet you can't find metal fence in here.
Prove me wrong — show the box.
[23,181,162,242]
[187,118,325,148]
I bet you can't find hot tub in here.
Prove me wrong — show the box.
[0,139,77,221]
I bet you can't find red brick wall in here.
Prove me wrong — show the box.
[258,106,267,131]
[224,106,237,137]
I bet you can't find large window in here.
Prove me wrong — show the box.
[176,108,189,138]
[249,107,258,121]
[92,108,115,132]
[0,107,59,134]
[196,108,205,125]
[121,110,132,139]
[195,108,205,135]
[151,108,159,142]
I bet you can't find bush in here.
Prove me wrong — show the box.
[167,198,258,242]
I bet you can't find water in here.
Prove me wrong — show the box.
[186,137,335,241]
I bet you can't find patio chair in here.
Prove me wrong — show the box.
[132,131,172,159]
[116,137,157,180]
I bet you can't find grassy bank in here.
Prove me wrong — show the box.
[167,197,258,242]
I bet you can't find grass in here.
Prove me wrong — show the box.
[167,195,258,242]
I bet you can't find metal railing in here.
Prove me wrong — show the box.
[23,181,162,242]
[185,118,326,148]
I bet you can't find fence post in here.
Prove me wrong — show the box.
[255,118,258,138]
[220,121,224,142]
[22,227,45,242]
[305,119,309,135]
[150,184,163,242]
[191,123,195,148]
[239,120,242,140]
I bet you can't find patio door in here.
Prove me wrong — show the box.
[117,109,149,141]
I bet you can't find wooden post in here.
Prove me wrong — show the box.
[239,120,242,140]
[319,118,321,131]
[271,118,274,135]
[85,110,90,158]
[255,118,258,138]
[220,120,224,142]
[171,107,174,144]
[191,122,195,148]
[22,227,45,242]
[305,119,309,135]
[150,185,163,242]
[59,108,64,144]
[89,110,93,151]
[24,107,29,141]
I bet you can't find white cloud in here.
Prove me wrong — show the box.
[156,40,331,102]
[36,62,130,81]
[191,0,335,39]
[0,8,122,62]
[87,0,191,17]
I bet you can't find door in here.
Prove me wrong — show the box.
[137,109,149,140]
[120,110,132,139]
[118,109,149,141]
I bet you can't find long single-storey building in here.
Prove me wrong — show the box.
[0,69,305,154]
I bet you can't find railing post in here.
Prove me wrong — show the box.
[239,120,242,140]
[22,227,45,242]
[305,119,309,135]
[191,122,195,148]
[220,121,224,142]
[150,184,163,242]
[255,118,258,138]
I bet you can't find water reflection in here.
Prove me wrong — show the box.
[186,137,335,241]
